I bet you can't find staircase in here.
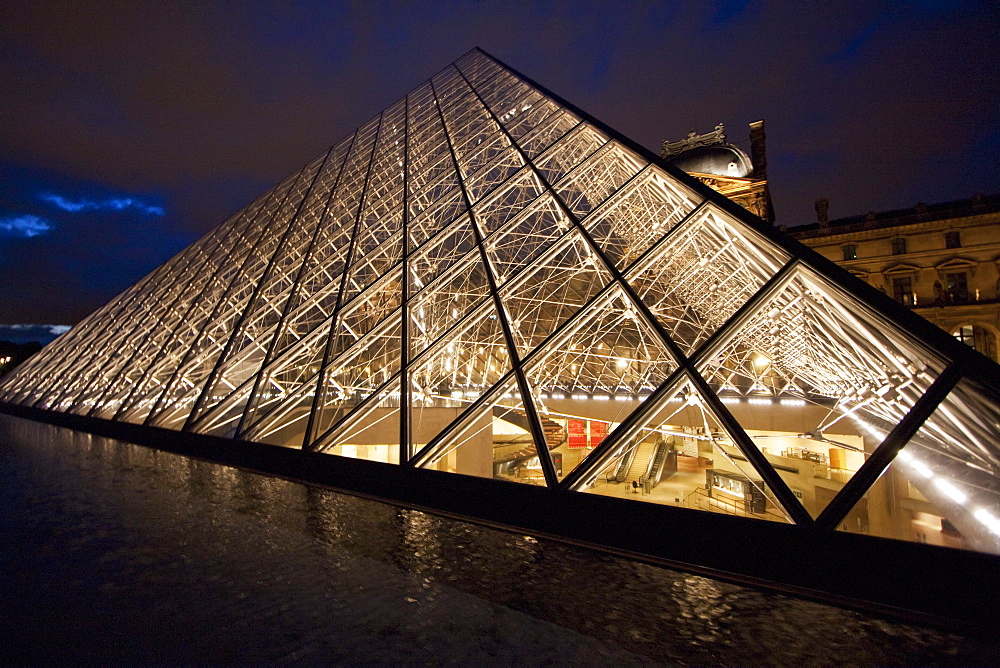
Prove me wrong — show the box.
[624,441,656,484]
[491,408,565,469]
[540,416,565,449]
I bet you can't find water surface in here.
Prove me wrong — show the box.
[1,415,996,665]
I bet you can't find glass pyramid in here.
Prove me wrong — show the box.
[3,48,999,556]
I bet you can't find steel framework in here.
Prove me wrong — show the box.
[2,48,999,554]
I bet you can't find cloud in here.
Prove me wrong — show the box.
[0,214,51,237]
[0,323,70,344]
[40,193,165,216]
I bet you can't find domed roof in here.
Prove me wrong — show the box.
[666,143,753,178]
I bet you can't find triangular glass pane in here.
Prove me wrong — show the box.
[839,376,1000,555]
[194,383,255,439]
[499,228,614,357]
[481,192,570,284]
[472,166,546,236]
[307,312,403,444]
[407,215,479,296]
[408,252,492,360]
[554,141,646,218]
[518,110,580,160]
[575,372,791,522]
[521,286,680,481]
[532,122,608,186]
[234,318,337,435]
[311,378,401,465]
[624,202,788,355]
[408,298,513,452]
[413,375,548,486]
[240,369,320,447]
[696,265,947,519]
[588,166,703,271]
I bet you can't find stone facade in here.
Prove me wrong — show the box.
[786,195,1000,362]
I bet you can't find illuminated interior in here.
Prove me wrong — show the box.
[2,48,998,556]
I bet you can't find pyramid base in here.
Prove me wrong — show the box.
[1,400,997,638]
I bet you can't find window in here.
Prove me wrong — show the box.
[954,325,998,361]
[891,237,907,255]
[842,244,857,261]
[892,276,913,305]
[946,272,969,302]
[945,231,961,248]
[955,325,975,346]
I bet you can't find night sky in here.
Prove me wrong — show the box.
[1,1,998,326]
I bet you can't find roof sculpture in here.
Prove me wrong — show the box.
[2,48,998,556]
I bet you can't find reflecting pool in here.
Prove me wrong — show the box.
[1,415,996,665]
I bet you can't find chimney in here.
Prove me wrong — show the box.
[749,120,767,179]
[815,198,829,227]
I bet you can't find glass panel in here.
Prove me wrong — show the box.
[408,299,512,453]
[554,142,645,218]
[500,229,614,357]
[532,122,608,185]
[481,192,569,284]
[696,265,946,519]
[464,148,526,204]
[408,187,466,250]
[473,167,546,236]
[235,318,336,438]
[305,313,403,444]
[522,286,680,480]
[518,110,580,159]
[840,377,1000,555]
[338,226,404,308]
[194,383,254,439]
[312,380,401,465]
[407,215,478,289]
[576,373,790,522]
[588,166,703,272]
[408,252,492,361]
[413,375,548,486]
[624,202,787,355]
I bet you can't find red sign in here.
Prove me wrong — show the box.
[568,419,587,448]
[589,421,608,448]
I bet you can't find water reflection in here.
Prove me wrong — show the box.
[0,414,996,665]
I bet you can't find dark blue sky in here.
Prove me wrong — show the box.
[1,0,998,324]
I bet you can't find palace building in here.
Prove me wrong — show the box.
[2,48,999,562]
[787,196,1000,364]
